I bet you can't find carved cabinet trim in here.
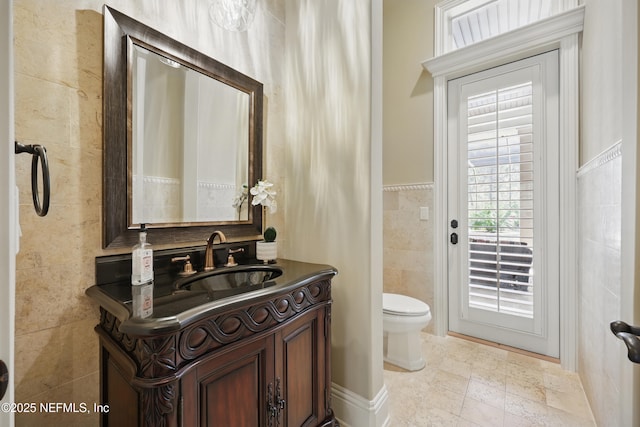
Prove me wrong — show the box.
[95,277,336,426]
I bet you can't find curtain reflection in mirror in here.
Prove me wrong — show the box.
[131,45,250,225]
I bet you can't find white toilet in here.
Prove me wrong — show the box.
[383,293,432,371]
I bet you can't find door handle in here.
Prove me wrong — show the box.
[275,377,285,411]
[450,233,458,245]
[267,381,277,427]
[0,360,8,400]
[267,378,284,426]
[611,321,640,363]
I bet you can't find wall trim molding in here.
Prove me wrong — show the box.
[332,383,390,427]
[577,140,622,178]
[383,182,434,192]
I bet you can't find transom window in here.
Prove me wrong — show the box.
[435,0,575,55]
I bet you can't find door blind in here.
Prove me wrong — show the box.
[466,82,534,318]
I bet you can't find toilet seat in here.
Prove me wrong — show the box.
[383,293,430,317]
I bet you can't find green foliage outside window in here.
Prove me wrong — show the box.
[469,204,520,233]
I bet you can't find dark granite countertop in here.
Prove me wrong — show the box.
[86,258,337,336]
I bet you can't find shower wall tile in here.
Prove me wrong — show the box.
[13,318,98,402]
[15,371,100,427]
[383,184,434,333]
[576,142,622,427]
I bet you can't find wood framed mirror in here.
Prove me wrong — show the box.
[103,6,263,249]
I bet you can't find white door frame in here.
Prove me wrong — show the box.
[0,0,16,425]
[619,1,639,425]
[423,6,584,371]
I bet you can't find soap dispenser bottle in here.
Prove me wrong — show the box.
[132,224,153,318]
[132,224,153,285]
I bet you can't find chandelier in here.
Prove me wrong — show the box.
[210,0,258,32]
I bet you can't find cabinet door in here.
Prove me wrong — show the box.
[183,335,274,427]
[276,308,326,427]
[101,347,140,426]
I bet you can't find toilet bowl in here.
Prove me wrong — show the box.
[383,293,431,371]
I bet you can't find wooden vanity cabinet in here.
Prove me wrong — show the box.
[95,276,337,427]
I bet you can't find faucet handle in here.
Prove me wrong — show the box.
[224,254,238,267]
[224,247,246,267]
[171,255,197,277]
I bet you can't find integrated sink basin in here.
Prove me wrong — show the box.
[175,265,283,300]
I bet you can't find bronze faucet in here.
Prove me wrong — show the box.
[204,231,227,271]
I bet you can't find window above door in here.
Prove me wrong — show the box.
[435,0,579,56]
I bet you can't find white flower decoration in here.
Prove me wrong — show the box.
[250,180,277,213]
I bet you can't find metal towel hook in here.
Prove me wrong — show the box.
[15,141,50,217]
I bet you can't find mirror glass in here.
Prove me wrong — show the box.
[131,45,250,224]
[103,6,263,249]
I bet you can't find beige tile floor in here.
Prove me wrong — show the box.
[384,333,596,426]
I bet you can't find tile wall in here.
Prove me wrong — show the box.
[576,141,622,426]
[13,2,103,425]
[383,184,434,333]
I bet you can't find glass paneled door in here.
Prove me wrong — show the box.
[447,51,560,357]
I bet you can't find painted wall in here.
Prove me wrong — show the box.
[383,0,436,185]
[283,0,384,413]
[13,0,286,424]
[580,0,623,165]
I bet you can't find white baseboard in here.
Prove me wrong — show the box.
[331,382,390,427]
